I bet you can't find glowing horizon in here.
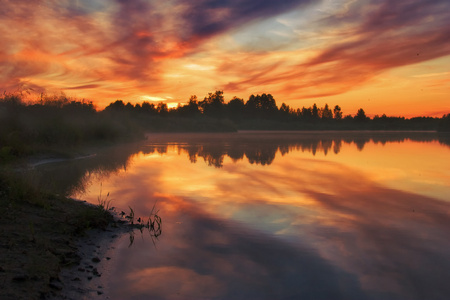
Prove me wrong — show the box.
[1,0,449,117]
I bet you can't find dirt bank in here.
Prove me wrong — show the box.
[0,172,119,300]
[48,219,131,300]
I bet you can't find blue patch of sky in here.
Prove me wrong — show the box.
[63,0,109,15]
[230,8,319,52]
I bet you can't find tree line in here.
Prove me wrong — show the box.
[104,90,449,131]
[1,90,449,162]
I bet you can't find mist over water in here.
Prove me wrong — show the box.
[34,132,450,299]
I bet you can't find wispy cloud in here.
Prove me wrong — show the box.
[413,72,450,78]
[0,0,449,113]
[225,0,450,99]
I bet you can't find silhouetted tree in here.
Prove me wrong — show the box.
[178,95,201,117]
[321,104,333,120]
[333,105,342,120]
[438,114,450,132]
[157,102,168,116]
[354,108,368,122]
[301,107,313,120]
[62,100,96,113]
[105,100,126,111]
[279,103,291,119]
[125,102,134,112]
[259,94,278,115]
[227,96,245,120]
[40,92,71,108]
[244,93,278,119]
[312,103,319,120]
[199,90,225,118]
[141,101,158,115]
[245,94,258,117]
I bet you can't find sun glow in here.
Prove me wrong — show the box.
[141,96,169,102]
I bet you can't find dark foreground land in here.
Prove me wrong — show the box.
[0,171,114,299]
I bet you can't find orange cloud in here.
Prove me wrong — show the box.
[0,0,449,115]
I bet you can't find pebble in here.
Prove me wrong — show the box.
[93,268,101,277]
[92,257,101,263]
[49,281,63,291]
[12,274,29,282]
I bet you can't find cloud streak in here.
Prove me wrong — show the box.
[0,0,449,113]
[225,0,450,99]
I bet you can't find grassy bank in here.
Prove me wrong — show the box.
[0,94,145,164]
[0,171,114,299]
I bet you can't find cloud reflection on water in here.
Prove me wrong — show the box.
[91,133,450,300]
[32,132,450,299]
[109,194,365,300]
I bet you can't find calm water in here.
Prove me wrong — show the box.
[36,132,450,300]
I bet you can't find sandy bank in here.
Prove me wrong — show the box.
[51,221,130,300]
[0,172,119,300]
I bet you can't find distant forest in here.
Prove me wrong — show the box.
[1,91,449,162]
[103,90,449,132]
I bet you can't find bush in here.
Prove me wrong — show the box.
[438,114,450,132]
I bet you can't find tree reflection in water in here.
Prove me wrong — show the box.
[142,131,449,168]
[28,131,449,199]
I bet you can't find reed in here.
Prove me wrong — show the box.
[97,183,113,211]
[122,202,162,247]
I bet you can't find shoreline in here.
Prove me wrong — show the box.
[51,219,129,300]
[0,140,155,300]
[0,172,124,300]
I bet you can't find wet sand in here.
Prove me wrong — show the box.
[53,225,124,299]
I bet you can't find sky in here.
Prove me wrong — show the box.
[1,0,449,117]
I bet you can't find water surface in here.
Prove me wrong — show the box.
[37,131,450,299]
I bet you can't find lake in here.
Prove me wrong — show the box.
[34,131,450,300]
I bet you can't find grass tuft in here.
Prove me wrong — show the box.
[97,183,113,211]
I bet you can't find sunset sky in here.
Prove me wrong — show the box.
[1,0,449,117]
